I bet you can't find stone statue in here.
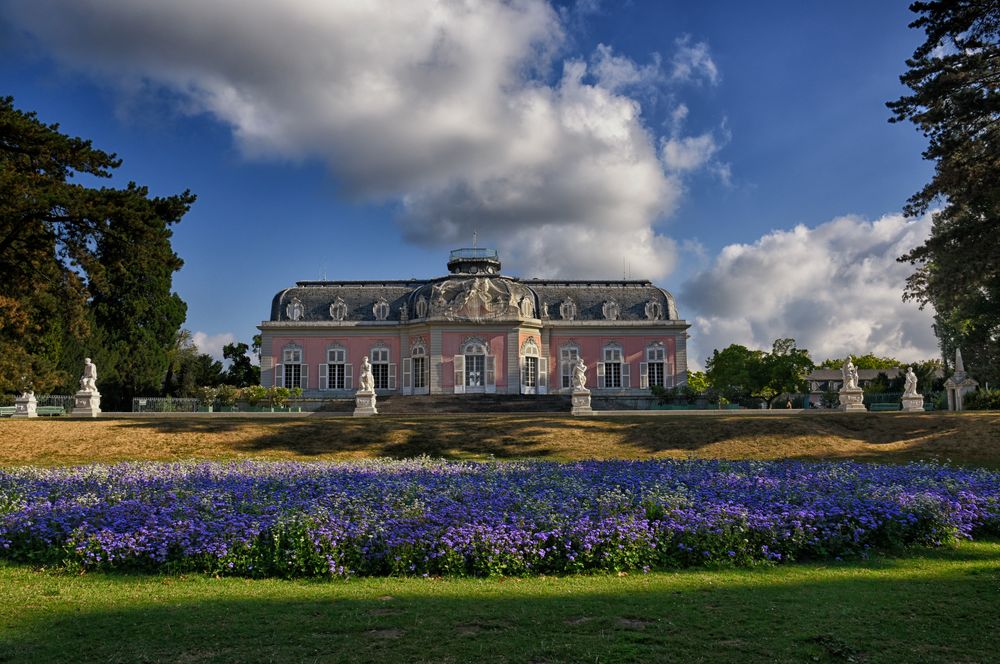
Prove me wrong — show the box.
[572,357,588,391]
[842,357,859,391]
[903,366,918,397]
[79,358,98,393]
[359,356,375,392]
[354,356,378,416]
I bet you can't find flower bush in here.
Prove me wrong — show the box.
[0,459,997,578]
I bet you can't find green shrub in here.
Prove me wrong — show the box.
[965,389,1000,411]
[242,385,267,407]
[216,384,239,407]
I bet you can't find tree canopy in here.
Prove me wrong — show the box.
[0,97,194,406]
[888,1,1000,384]
[818,354,902,370]
[705,338,814,408]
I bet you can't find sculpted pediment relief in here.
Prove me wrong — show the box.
[428,277,523,322]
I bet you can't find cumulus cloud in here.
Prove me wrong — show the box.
[3,0,725,280]
[679,213,939,368]
[192,331,236,363]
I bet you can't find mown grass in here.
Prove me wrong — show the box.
[2,540,999,663]
[1,411,998,467]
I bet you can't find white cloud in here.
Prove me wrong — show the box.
[679,212,939,369]
[590,43,662,93]
[3,0,727,280]
[192,331,236,363]
[661,132,721,172]
[670,35,719,85]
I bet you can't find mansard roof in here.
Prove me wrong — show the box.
[266,252,682,324]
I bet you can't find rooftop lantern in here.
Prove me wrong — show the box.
[447,247,501,275]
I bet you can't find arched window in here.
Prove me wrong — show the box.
[559,298,577,321]
[597,342,629,390]
[602,300,620,321]
[645,300,663,321]
[404,340,428,394]
[519,296,534,318]
[330,297,348,321]
[641,342,666,389]
[415,296,428,318]
[453,338,495,394]
[560,344,580,390]
[286,298,305,321]
[277,343,307,389]
[373,297,390,321]
[519,337,547,395]
[320,344,351,390]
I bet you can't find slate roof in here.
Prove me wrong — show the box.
[267,276,681,323]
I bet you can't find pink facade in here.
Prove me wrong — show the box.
[259,248,690,398]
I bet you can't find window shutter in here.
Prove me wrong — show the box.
[596,362,605,389]
[276,364,284,388]
[519,356,526,391]
[319,364,329,391]
[345,363,353,390]
[622,362,630,389]
[301,364,309,390]
[389,363,397,390]
[667,361,675,388]
[640,362,648,389]
[453,355,465,394]
[538,357,548,395]
[485,355,496,394]
[402,358,412,395]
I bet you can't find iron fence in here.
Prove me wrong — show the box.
[131,397,200,413]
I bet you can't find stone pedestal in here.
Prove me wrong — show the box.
[571,389,593,416]
[901,395,925,412]
[72,390,102,417]
[13,393,37,418]
[838,388,866,412]
[353,390,378,417]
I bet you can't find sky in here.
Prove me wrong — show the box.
[1,0,940,368]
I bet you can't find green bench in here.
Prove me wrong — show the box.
[37,406,66,416]
[0,405,65,416]
[869,403,900,412]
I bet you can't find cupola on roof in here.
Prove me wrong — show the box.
[447,247,502,275]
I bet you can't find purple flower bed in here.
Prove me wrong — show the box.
[1,459,998,577]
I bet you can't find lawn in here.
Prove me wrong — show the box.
[1,411,998,467]
[3,413,999,662]
[2,541,999,663]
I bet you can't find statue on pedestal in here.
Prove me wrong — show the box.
[13,390,37,418]
[72,358,102,417]
[901,365,925,412]
[570,357,593,416]
[838,356,865,412]
[354,356,378,416]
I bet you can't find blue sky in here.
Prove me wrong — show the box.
[1,1,939,367]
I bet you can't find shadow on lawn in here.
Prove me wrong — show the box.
[3,543,1000,663]
[118,411,1000,466]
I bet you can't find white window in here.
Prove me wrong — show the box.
[278,345,307,389]
[597,344,628,390]
[560,345,580,389]
[404,343,429,395]
[415,296,428,318]
[642,343,666,389]
[645,301,663,320]
[520,338,547,395]
[455,340,495,394]
[322,346,348,390]
[370,347,395,390]
[519,296,534,318]
[286,298,305,321]
[373,298,390,321]
[412,345,427,389]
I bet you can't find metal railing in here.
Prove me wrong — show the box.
[131,397,200,413]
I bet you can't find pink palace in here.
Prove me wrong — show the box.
[259,249,689,399]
